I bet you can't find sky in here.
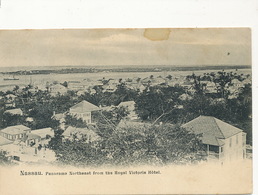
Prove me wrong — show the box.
[0,28,252,68]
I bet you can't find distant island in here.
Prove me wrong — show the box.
[0,65,251,76]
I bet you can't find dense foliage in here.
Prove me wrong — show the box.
[49,124,205,167]
[0,150,14,166]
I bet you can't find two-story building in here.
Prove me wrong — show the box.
[182,116,246,163]
[69,100,100,124]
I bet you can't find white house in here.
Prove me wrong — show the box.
[4,94,17,108]
[0,125,31,141]
[4,108,23,116]
[32,128,54,140]
[69,100,100,124]
[182,116,246,163]
[49,84,67,96]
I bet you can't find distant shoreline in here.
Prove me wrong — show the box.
[0,65,251,75]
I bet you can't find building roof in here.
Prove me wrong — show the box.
[5,94,17,98]
[118,101,135,107]
[26,133,41,140]
[0,136,13,146]
[53,113,65,121]
[32,128,54,138]
[1,125,30,135]
[182,116,243,146]
[50,84,67,90]
[4,108,23,115]
[70,100,100,113]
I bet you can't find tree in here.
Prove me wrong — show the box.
[50,123,205,167]
[135,86,185,123]
[166,75,173,80]
[61,81,68,88]
[93,107,129,138]
[3,113,25,127]
[48,129,64,151]
[28,103,59,129]
[0,150,13,165]
[65,114,88,128]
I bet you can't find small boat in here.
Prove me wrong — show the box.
[3,75,19,81]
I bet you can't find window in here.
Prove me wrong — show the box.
[221,147,223,153]
[229,138,232,147]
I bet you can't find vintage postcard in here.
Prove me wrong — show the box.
[0,28,252,194]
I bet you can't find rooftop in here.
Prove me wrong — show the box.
[32,128,54,138]
[1,125,30,135]
[70,100,100,113]
[26,133,41,140]
[4,108,23,115]
[182,116,243,146]
[118,101,135,107]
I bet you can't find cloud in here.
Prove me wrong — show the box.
[0,28,251,67]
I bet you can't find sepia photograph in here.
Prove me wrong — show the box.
[0,28,253,194]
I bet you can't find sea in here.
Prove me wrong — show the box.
[0,66,252,92]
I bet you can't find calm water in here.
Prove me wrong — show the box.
[0,68,251,91]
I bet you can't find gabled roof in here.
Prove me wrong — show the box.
[26,133,41,140]
[118,101,135,107]
[182,116,243,146]
[70,100,100,113]
[4,108,23,115]
[1,125,30,135]
[50,84,67,90]
[5,94,17,98]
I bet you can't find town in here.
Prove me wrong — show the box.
[0,68,252,167]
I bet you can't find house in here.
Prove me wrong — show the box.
[182,116,246,163]
[127,83,145,92]
[0,125,31,141]
[118,101,138,120]
[69,100,100,124]
[4,94,17,108]
[201,81,217,94]
[49,84,67,96]
[63,126,100,142]
[179,93,193,101]
[22,133,41,146]
[231,78,244,88]
[67,81,85,91]
[150,77,167,86]
[35,84,47,91]
[141,77,152,86]
[32,128,54,140]
[4,108,23,116]
[102,85,117,93]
